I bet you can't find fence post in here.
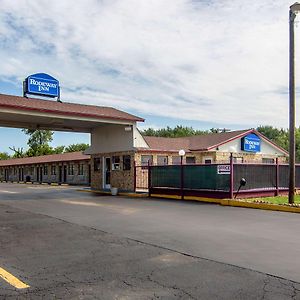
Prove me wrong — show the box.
[133,160,136,192]
[181,160,184,200]
[275,158,279,196]
[230,153,234,199]
[148,160,151,197]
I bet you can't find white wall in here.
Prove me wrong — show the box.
[85,124,136,154]
[133,125,149,148]
[216,137,286,156]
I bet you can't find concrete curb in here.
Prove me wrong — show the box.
[220,199,300,213]
[76,190,300,214]
[151,194,300,214]
[76,189,148,198]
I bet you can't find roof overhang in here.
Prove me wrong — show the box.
[0,94,144,133]
[0,107,135,133]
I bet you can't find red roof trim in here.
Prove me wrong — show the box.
[205,129,253,150]
[136,149,191,154]
[205,129,288,155]
[0,152,91,167]
[0,158,90,167]
[252,130,289,155]
[0,102,144,123]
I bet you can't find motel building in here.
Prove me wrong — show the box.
[0,74,289,192]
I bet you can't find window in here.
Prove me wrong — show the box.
[123,155,131,171]
[51,166,56,175]
[68,164,74,175]
[204,159,212,164]
[172,156,181,165]
[14,168,17,175]
[43,166,48,176]
[262,158,275,164]
[141,155,153,169]
[112,156,121,170]
[233,157,244,163]
[157,156,168,165]
[78,164,84,175]
[94,158,101,171]
[202,156,213,164]
[186,156,196,164]
[30,167,34,175]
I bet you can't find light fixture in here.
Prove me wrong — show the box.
[290,2,300,13]
[179,149,185,157]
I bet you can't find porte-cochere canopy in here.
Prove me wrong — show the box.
[0,94,144,133]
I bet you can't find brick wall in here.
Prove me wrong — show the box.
[91,151,135,191]
[135,151,286,165]
[134,151,217,165]
[0,160,90,185]
[215,152,287,163]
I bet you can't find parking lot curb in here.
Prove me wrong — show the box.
[76,189,300,213]
[220,199,300,213]
[150,194,222,204]
[149,194,300,213]
[77,189,148,198]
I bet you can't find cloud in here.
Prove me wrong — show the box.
[0,0,299,128]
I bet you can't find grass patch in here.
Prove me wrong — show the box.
[250,195,300,205]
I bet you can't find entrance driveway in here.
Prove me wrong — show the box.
[0,183,300,284]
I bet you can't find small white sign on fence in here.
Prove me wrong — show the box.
[217,165,231,175]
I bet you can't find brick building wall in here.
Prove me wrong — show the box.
[91,151,135,191]
[0,160,90,185]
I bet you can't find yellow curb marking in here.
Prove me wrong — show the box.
[78,189,300,214]
[150,194,300,214]
[0,267,30,289]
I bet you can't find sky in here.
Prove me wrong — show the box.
[0,0,299,153]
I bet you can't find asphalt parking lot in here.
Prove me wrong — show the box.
[1,183,300,299]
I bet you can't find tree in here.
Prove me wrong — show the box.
[255,125,300,161]
[64,143,90,153]
[141,125,210,138]
[9,146,25,158]
[22,129,54,157]
[256,126,289,152]
[0,152,10,160]
[52,146,65,154]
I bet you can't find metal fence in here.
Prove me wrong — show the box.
[134,165,149,191]
[144,160,300,199]
[233,164,277,190]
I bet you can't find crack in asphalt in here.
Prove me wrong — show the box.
[2,202,300,299]
[147,269,198,300]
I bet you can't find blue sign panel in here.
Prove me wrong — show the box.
[241,133,261,152]
[26,73,59,98]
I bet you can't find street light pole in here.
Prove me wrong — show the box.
[179,149,185,200]
[289,3,300,204]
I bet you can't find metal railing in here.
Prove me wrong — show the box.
[139,158,299,199]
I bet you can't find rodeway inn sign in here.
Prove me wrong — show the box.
[24,73,60,99]
[241,133,261,153]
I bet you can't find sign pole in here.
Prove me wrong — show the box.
[230,153,234,199]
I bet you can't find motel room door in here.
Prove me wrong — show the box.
[18,168,24,182]
[103,157,111,189]
[59,166,67,183]
[36,167,42,182]
[63,165,67,183]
